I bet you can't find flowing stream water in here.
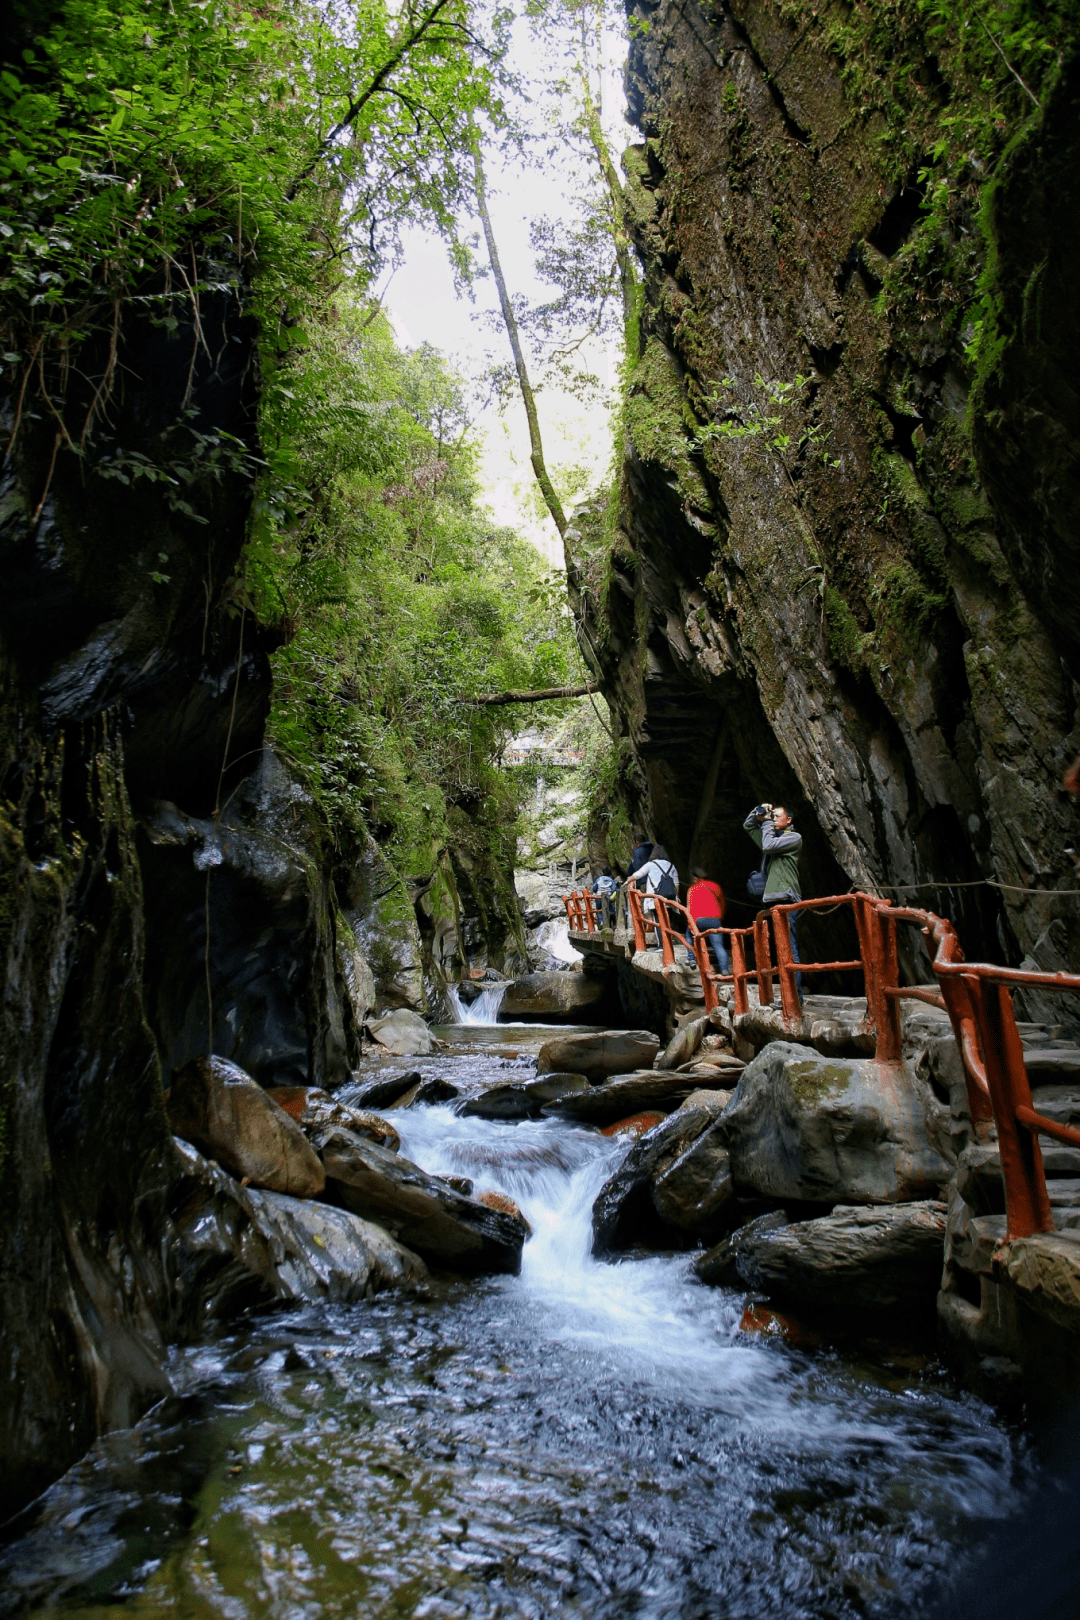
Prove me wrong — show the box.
[1,1033,1035,1619]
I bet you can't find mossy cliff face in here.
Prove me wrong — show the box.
[575,0,1080,977]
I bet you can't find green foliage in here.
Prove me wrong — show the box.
[694,373,840,468]
[1,0,509,457]
[248,302,582,874]
[1,0,580,922]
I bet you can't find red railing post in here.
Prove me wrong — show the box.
[965,974,1053,1239]
[583,891,597,932]
[627,885,647,953]
[730,931,750,1016]
[655,896,677,971]
[691,925,719,1013]
[753,911,774,1007]
[872,903,903,1063]
[771,902,801,1022]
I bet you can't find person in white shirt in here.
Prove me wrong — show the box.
[636,844,679,926]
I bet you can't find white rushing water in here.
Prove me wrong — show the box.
[445,983,508,1025]
[395,1106,832,1430]
[1,1074,1033,1618]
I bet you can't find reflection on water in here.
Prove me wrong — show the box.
[1,1052,1035,1619]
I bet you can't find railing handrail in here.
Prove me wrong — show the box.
[562,879,1080,1238]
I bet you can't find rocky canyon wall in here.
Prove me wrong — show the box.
[0,281,371,1516]
[572,0,1080,986]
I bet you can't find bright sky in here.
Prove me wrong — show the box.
[384,14,630,569]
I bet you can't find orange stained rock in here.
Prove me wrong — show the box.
[475,1190,532,1235]
[738,1302,822,1348]
[601,1110,666,1138]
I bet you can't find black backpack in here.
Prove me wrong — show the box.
[654,861,678,900]
[746,850,769,903]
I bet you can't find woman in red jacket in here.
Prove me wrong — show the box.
[685,866,731,976]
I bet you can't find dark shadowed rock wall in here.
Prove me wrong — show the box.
[0,283,364,1517]
[572,0,1080,985]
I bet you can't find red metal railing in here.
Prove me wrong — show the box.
[562,882,1080,1238]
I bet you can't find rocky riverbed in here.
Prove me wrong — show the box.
[0,1019,1041,1618]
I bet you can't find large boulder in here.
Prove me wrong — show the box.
[707,1202,948,1314]
[592,1098,728,1256]
[651,1125,735,1240]
[718,1043,953,1204]
[460,1072,591,1122]
[500,971,605,1019]
[314,1125,527,1275]
[167,1056,325,1198]
[367,1008,434,1057]
[165,1138,426,1329]
[542,1070,699,1124]
[535,1029,660,1079]
[352,1071,422,1108]
[266,1085,400,1152]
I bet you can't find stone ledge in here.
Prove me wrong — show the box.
[996,1230,1080,1338]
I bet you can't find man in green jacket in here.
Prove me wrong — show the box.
[744,803,804,995]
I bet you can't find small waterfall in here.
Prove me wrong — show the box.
[445,983,508,1025]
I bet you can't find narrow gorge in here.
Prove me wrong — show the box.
[2,1,1079,1615]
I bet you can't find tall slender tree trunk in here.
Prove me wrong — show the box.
[575,8,636,329]
[470,129,567,542]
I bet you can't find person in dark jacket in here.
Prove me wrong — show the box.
[627,831,653,887]
[744,803,803,994]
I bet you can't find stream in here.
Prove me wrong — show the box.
[1,1028,1035,1619]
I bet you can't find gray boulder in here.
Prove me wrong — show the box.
[656,1012,716,1071]
[500,972,606,1018]
[718,1043,953,1204]
[315,1125,527,1275]
[461,1072,591,1121]
[543,1070,698,1124]
[352,1072,422,1108]
[694,1212,790,1287]
[368,1008,434,1057]
[651,1124,735,1240]
[592,1101,726,1256]
[167,1056,325,1198]
[736,1202,949,1313]
[535,1029,660,1079]
[166,1138,426,1328]
[694,1203,948,1313]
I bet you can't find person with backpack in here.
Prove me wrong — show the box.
[636,844,679,937]
[591,866,617,927]
[744,803,804,995]
[684,866,731,976]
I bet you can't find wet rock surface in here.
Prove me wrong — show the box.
[592,1098,733,1256]
[500,971,606,1019]
[166,1056,327,1198]
[165,1138,425,1325]
[166,1056,326,1198]
[315,1125,527,1275]
[709,1202,949,1315]
[266,1085,400,1152]
[651,1125,735,1240]
[543,1070,699,1124]
[719,1043,954,1204]
[535,1028,660,1079]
